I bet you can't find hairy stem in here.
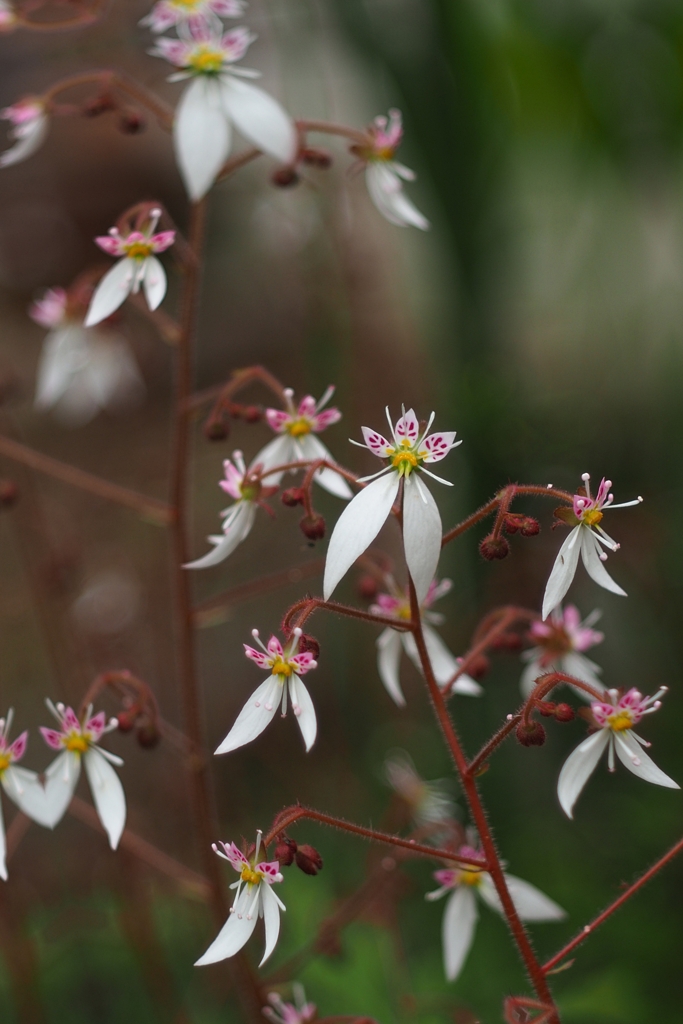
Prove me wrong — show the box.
[442,485,573,547]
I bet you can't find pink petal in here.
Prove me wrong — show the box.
[361,426,393,458]
[151,230,175,253]
[395,408,419,444]
[95,235,125,257]
[265,409,291,434]
[62,707,81,731]
[433,868,458,887]
[243,645,271,669]
[422,431,458,462]
[297,396,317,417]
[289,653,316,675]
[257,861,281,881]
[85,711,106,740]
[312,408,342,432]
[8,731,27,761]
[267,636,283,657]
[40,727,64,750]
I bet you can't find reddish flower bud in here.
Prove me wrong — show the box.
[116,710,136,733]
[467,654,491,680]
[281,487,305,507]
[274,836,297,866]
[515,721,546,747]
[302,147,332,168]
[203,417,229,441]
[554,702,575,723]
[520,517,540,537]
[83,93,116,117]
[0,479,19,508]
[272,166,299,187]
[536,701,556,718]
[357,574,379,601]
[136,722,161,749]
[242,405,262,424]
[118,108,146,134]
[479,534,510,560]
[297,633,320,659]
[295,844,323,875]
[503,514,522,535]
[490,632,523,652]
[299,513,326,541]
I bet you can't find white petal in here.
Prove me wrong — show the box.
[174,77,231,201]
[185,503,256,569]
[0,115,48,168]
[0,799,6,881]
[34,327,87,409]
[403,476,442,606]
[259,882,282,966]
[83,747,126,850]
[298,435,352,499]
[323,472,400,600]
[85,258,136,327]
[580,530,627,597]
[402,626,482,695]
[377,629,406,706]
[141,255,167,311]
[479,873,565,922]
[557,729,610,818]
[441,886,478,981]
[195,888,257,966]
[365,164,429,230]
[614,731,679,789]
[560,652,604,698]
[214,677,280,754]
[542,526,582,620]
[39,751,82,828]
[289,674,317,752]
[220,77,296,163]
[253,435,295,485]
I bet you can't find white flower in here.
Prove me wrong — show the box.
[0,711,48,880]
[351,109,428,230]
[558,686,679,818]
[255,386,352,499]
[324,407,461,605]
[151,22,296,201]
[384,751,456,828]
[521,604,605,700]
[0,98,47,168]
[371,577,481,705]
[542,473,643,620]
[85,210,175,327]
[30,288,144,425]
[195,831,285,967]
[426,843,565,982]
[37,701,126,849]
[184,451,266,568]
[140,0,245,34]
[215,628,318,753]
[263,984,316,1024]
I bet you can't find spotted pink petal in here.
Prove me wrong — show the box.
[85,711,107,741]
[395,408,419,444]
[433,868,458,887]
[265,409,292,434]
[220,462,244,500]
[595,478,612,507]
[311,408,342,432]
[267,636,283,657]
[220,27,253,61]
[40,727,64,749]
[95,234,126,257]
[221,841,249,871]
[257,861,282,883]
[374,593,402,613]
[150,230,175,253]
[289,653,316,675]
[244,645,272,669]
[361,426,393,458]
[154,37,190,65]
[422,432,458,463]
[620,689,644,711]
[8,731,27,761]
[62,707,81,731]
[297,396,317,418]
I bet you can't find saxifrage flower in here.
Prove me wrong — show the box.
[0,97,47,168]
[558,686,679,818]
[0,710,46,881]
[542,473,642,620]
[263,984,316,1024]
[141,0,245,33]
[351,109,428,230]
[215,628,317,753]
[324,407,460,605]
[195,831,285,966]
[521,604,604,699]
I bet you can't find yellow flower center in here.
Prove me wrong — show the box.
[240,866,263,885]
[390,451,419,475]
[172,0,203,8]
[64,734,89,753]
[396,603,411,621]
[124,242,155,259]
[0,753,11,774]
[606,710,633,732]
[286,419,312,437]
[582,509,603,527]
[459,868,483,887]
[188,47,225,74]
[271,657,293,677]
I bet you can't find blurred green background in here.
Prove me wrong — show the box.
[0,0,682,1021]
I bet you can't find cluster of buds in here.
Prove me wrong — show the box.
[273,835,324,876]
[479,515,540,561]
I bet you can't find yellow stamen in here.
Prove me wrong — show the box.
[0,753,11,774]
[124,242,154,259]
[391,451,418,475]
[397,603,411,621]
[583,509,603,527]
[172,0,202,8]
[64,734,89,753]
[375,146,396,161]
[607,711,633,733]
[188,48,225,74]
[240,866,263,885]
[286,419,312,437]
[459,868,483,887]
[271,657,293,677]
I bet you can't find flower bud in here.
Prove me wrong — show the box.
[357,574,379,601]
[118,108,146,134]
[503,514,522,534]
[281,487,305,508]
[136,721,161,749]
[274,836,297,866]
[554,702,575,723]
[203,417,229,441]
[116,710,136,733]
[515,720,546,747]
[302,147,332,168]
[242,405,262,424]
[536,701,556,718]
[0,479,19,508]
[520,517,540,537]
[83,93,116,117]
[490,632,522,652]
[299,513,326,541]
[297,633,320,660]
[467,654,490,680]
[272,166,299,187]
[295,844,323,875]
[479,535,509,560]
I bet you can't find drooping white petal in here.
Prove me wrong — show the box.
[214,677,280,754]
[1,765,52,828]
[85,258,136,327]
[478,873,565,921]
[404,624,482,695]
[83,746,126,850]
[34,327,88,409]
[253,434,295,485]
[542,526,582,620]
[38,750,82,828]
[220,76,296,164]
[289,674,317,752]
[376,628,406,706]
[141,255,167,311]
[402,475,442,606]
[365,164,429,230]
[259,882,282,966]
[441,886,478,981]
[580,530,627,598]
[298,434,352,499]
[323,472,400,600]
[184,503,256,569]
[560,651,604,697]
[195,887,258,966]
[613,731,679,789]
[557,728,610,818]
[175,76,231,201]
[0,114,48,168]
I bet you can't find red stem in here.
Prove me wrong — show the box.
[282,596,413,634]
[442,485,573,547]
